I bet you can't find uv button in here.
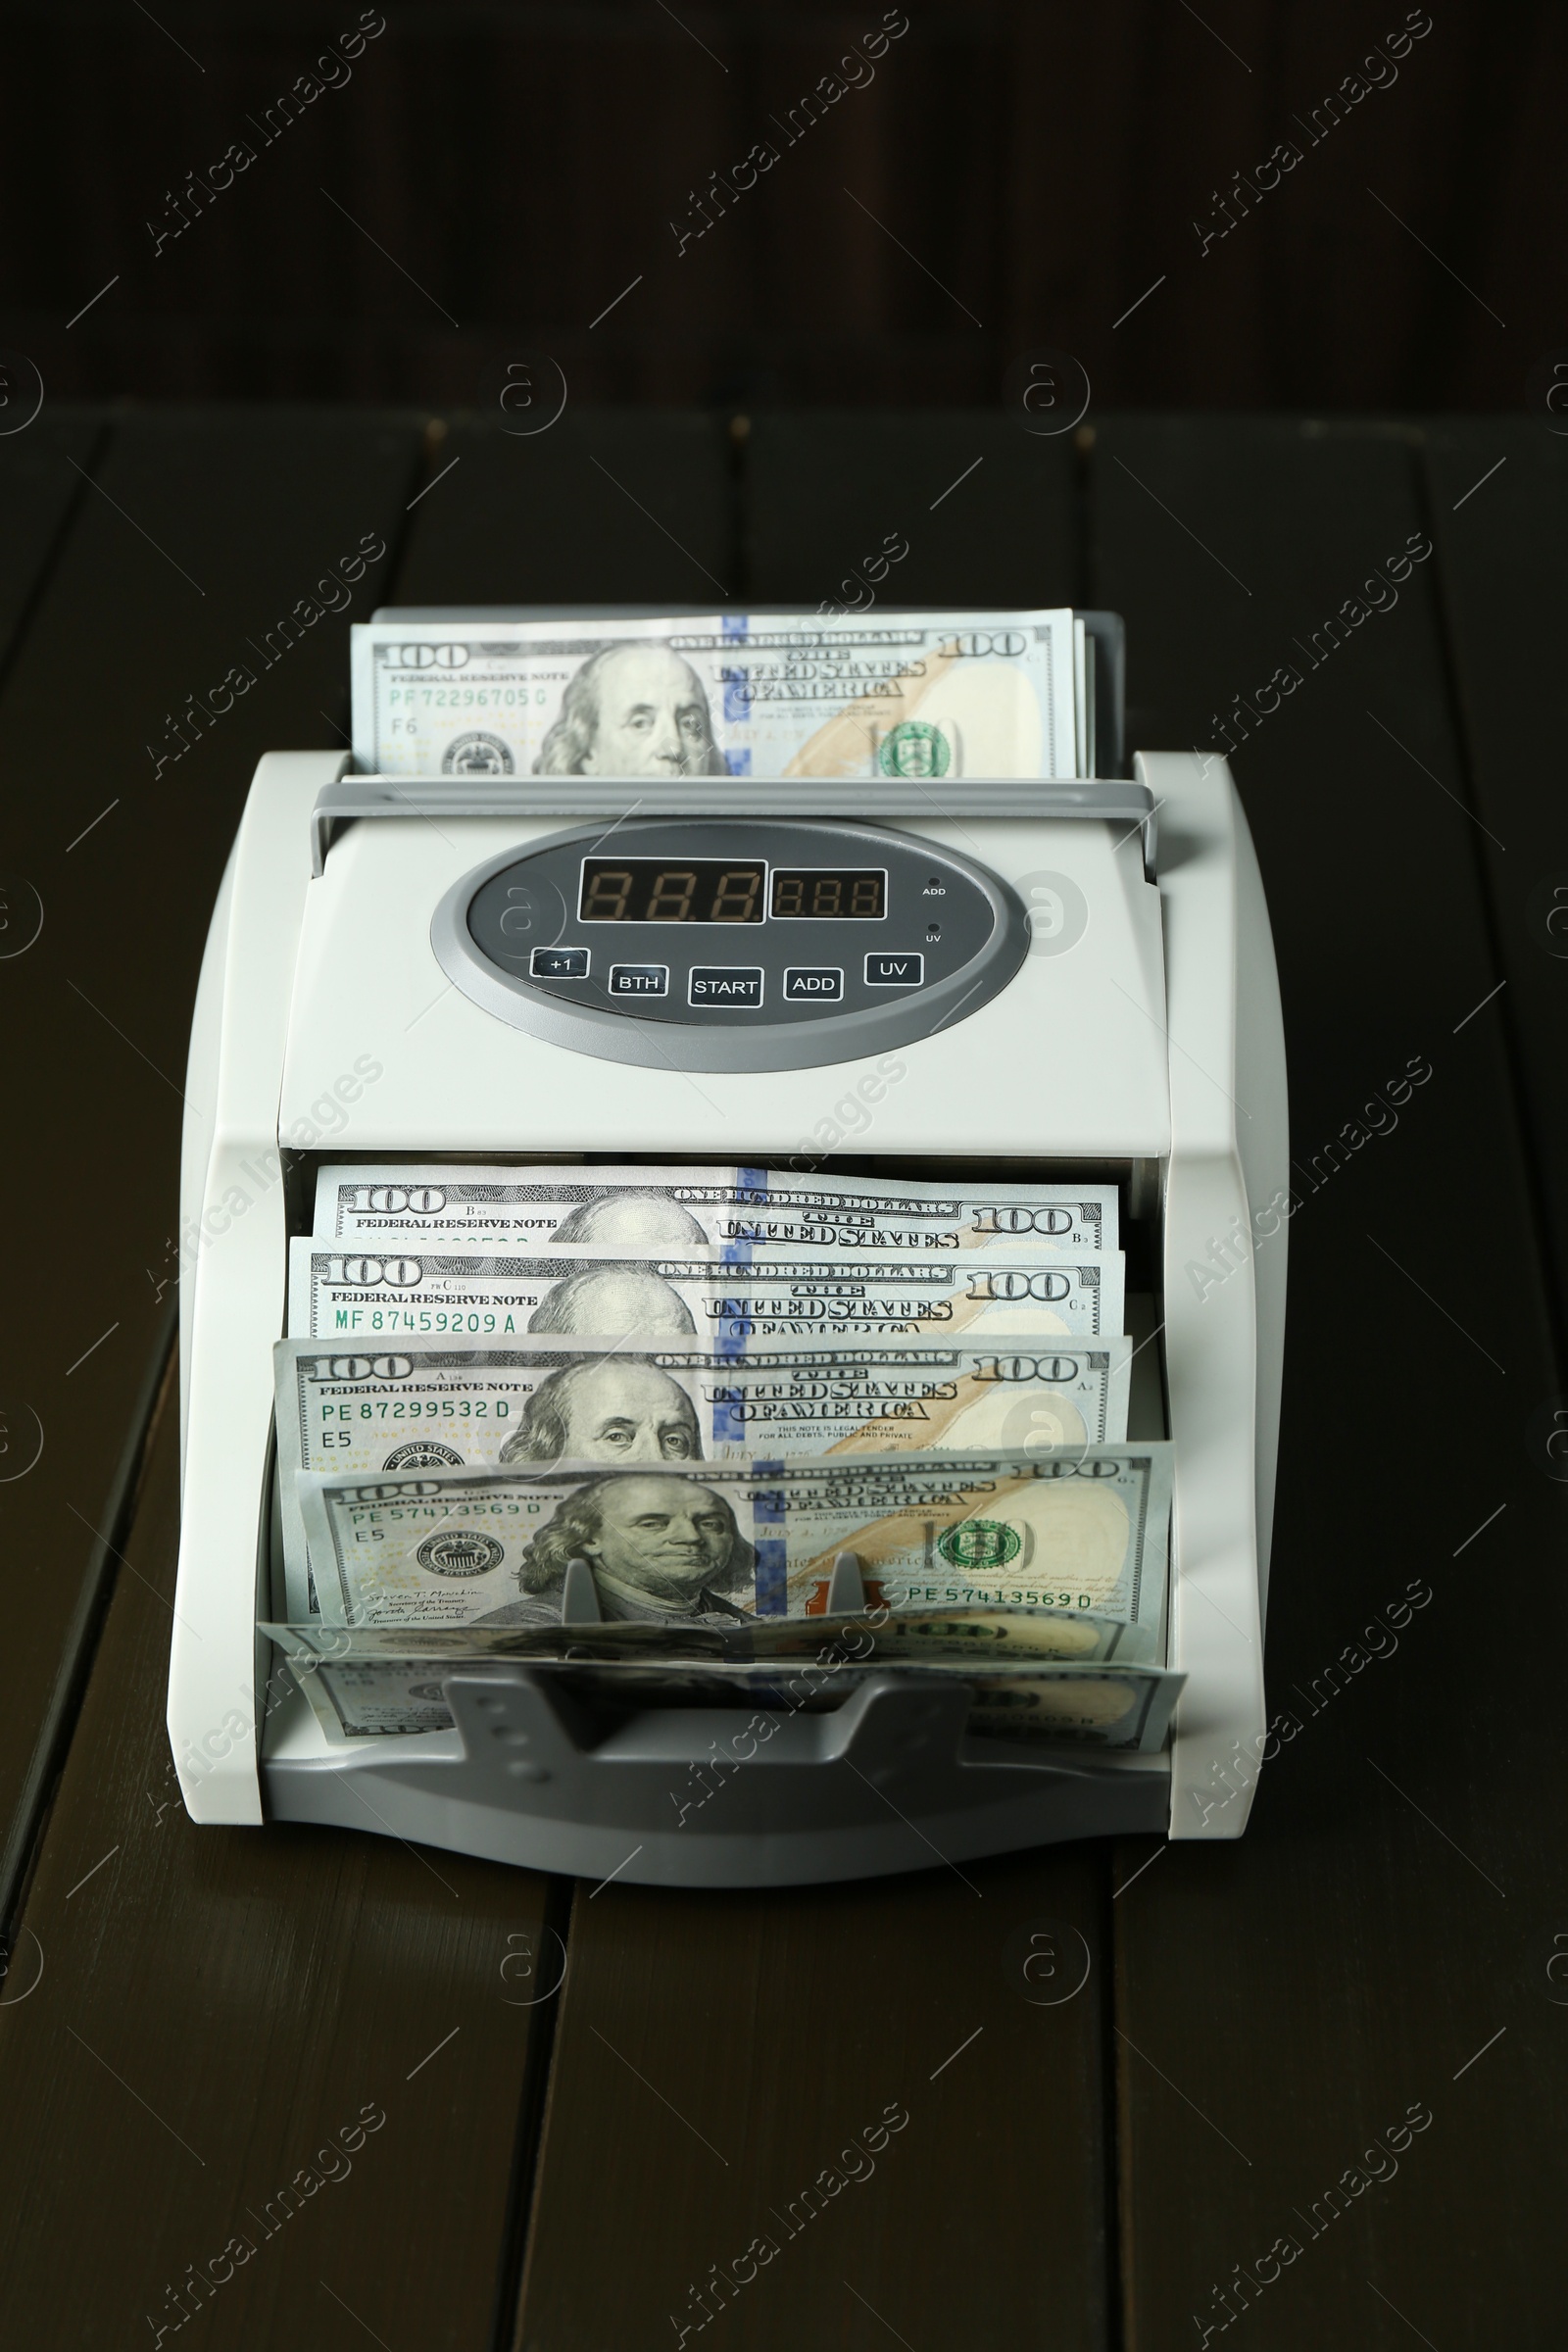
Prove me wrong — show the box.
[783,966,844,1004]
[864,952,924,987]
[689,966,763,1008]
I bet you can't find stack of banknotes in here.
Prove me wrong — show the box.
[349,609,1097,782]
[264,1166,1181,1753]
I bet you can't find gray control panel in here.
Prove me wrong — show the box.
[431,818,1029,1072]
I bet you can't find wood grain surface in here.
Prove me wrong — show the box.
[1,406,1559,2351]
[0,407,105,658]
[0,408,421,1922]
[507,411,1113,2352]
[742,411,1079,609]
[1095,415,1567,2351]
[0,1366,561,2350]
[1422,417,1568,1336]
[12,6,1552,415]
[390,411,737,608]
[518,1857,1112,2352]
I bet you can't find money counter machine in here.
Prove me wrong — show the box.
[169,610,1288,1886]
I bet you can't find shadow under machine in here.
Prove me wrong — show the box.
[170,610,1288,1886]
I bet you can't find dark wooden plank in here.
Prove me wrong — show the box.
[0,1361,561,2349]
[0,405,107,661]
[18,9,1556,413]
[745,411,1078,607]
[1093,416,1567,2345]
[0,406,126,1914]
[513,410,1108,2351]
[0,406,741,2341]
[0,408,419,1906]
[394,410,736,604]
[1420,416,1568,1322]
[0,1297,175,1953]
[375,403,741,2332]
[517,1859,1110,2352]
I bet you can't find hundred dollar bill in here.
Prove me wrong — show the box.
[274,1299,1145,1617]
[312,1162,1116,1257]
[285,1244,1123,1348]
[350,610,1079,782]
[966,1666,1178,1749]
[587,1657,1182,1752]
[266,1596,1157,1670]
[273,1336,1131,1617]
[296,1448,1172,1635]
[278,1649,1180,1750]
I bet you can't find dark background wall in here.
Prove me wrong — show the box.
[0,0,1557,414]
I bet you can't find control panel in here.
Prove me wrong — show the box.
[430,818,1029,1072]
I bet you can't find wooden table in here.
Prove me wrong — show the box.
[0,405,1561,2349]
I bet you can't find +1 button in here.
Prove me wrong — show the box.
[864,952,924,987]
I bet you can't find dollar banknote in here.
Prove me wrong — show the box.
[277,1648,1180,1750]
[273,1337,1131,1617]
[313,1163,1117,1258]
[584,1657,1182,1753]
[349,611,1079,782]
[267,1595,1157,1671]
[285,1244,1124,1348]
[966,1667,1177,1749]
[296,1448,1172,1636]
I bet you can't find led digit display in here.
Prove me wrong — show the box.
[578,860,765,922]
[769,869,886,919]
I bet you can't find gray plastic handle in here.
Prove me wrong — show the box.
[267,1661,1167,1886]
[263,1549,1168,1886]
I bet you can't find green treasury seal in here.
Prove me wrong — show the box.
[878,719,951,779]
[938,1518,1022,1570]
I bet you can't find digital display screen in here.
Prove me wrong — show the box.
[580,859,765,923]
[769,868,886,919]
[577,861,888,922]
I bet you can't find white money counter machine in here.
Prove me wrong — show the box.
[170,612,1288,1886]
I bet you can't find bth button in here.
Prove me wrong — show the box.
[783,966,844,1004]
[609,963,669,998]
[864,952,925,987]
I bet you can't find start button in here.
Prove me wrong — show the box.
[689,966,763,1008]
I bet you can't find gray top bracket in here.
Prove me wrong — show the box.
[310,775,1158,878]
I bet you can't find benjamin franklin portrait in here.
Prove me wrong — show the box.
[532,643,727,777]
[473,1472,752,1623]
[527,1264,696,1336]
[498,1357,703,1467]
[551,1190,710,1248]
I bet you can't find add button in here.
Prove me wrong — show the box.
[783,966,844,1004]
[864,952,924,988]
[689,966,764,1009]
